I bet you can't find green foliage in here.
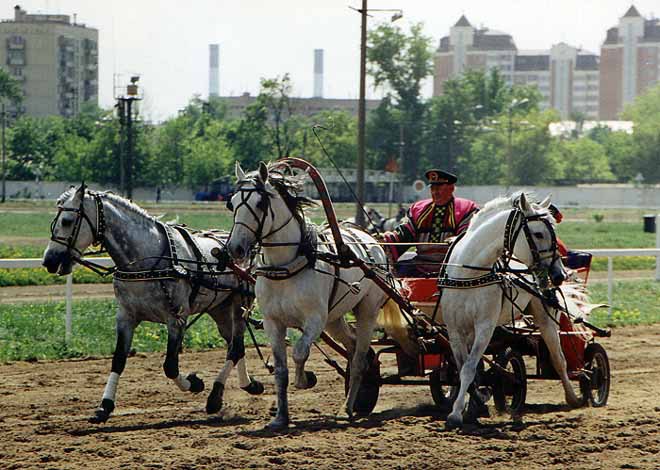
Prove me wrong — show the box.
[0,67,22,103]
[592,213,604,223]
[589,280,660,327]
[549,138,614,183]
[622,84,660,183]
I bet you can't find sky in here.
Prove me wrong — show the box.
[2,1,658,121]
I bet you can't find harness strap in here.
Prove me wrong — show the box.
[437,271,503,289]
[254,255,311,280]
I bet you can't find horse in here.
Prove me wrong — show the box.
[42,184,265,424]
[439,192,578,429]
[226,162,400,430]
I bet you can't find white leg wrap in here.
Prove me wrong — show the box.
[174,374,191,392]
[102,372,120,401]
[236,357,251,388]
[215,361,234,386]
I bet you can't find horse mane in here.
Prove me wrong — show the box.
[57,187,156,223]
[467,191,546,232]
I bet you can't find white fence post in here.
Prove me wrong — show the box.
[65,273,73,344]
[607,257,613,319]
[656,215,660,281]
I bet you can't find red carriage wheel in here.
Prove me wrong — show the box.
[492,347,527,414]
[580,343,610,407]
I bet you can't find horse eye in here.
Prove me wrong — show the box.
[61,218,73,227]
[534,232,544,239]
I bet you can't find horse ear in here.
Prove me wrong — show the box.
[518,192,532,213]
[235,161,246,181]
[75,182,86,199]
[258,162,269,183]
[538,195,551,209]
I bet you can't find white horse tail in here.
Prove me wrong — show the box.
[558,282,607,321]
[378,299,419,356]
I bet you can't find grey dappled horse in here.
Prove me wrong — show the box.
[43,185,264,423]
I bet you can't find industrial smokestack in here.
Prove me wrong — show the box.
[313,49,323,98]
[209,44,219,98]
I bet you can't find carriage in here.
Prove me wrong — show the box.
[245,157,612,422]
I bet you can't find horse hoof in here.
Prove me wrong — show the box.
[445,414,463,430]
[241,378,265,395]
[305,371,317,389]
[89,399,114,424]
[206,382,224,414]
[187,373,205,394]
[265,417,289,431]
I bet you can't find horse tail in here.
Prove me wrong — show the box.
[559,281,606,321]
[378,299,419,356]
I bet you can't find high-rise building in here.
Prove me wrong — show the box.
[209,44,219,98]
[434,15,600,119]
[313,49,323,98]
[600,6,660,119]
[0,5,98,118]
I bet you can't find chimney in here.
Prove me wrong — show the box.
[313,49,323,98]
[209,44,220,98]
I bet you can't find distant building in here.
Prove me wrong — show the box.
[434,15,600,119]
[221,93,381,120]
[0,5,98,118]
[600,5,660,119]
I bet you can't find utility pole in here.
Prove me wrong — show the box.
[1,103,5,203]
[116,76,141,199]
[352,3,402,227]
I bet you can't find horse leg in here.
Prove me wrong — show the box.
[324,317,356,357]
[206,298,264,415]
[292,315,325,390]
[447,320,496,429]
[342,301,379,419]
[530,298,582,408]
[89,311,136,424]
[264,319,289,430]
[163,318,204,394]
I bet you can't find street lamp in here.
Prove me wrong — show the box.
[352,1,402,227]
[1,102,6,203]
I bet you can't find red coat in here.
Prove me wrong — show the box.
[384,197,479,261]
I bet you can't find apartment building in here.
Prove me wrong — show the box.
[0,5,98,118]
[434,16,600,119]
[600,6,660,119]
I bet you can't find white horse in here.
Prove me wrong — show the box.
[43,185,264,423]
[441,193,579,429]
[226,162,399,430]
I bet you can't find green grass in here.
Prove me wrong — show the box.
[589,280,660,327]
[0,299,269,362]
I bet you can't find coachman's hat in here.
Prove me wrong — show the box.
[425,169,457,185]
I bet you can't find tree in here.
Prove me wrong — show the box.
[304,110,357,168]
[256,74,301,158]
[622,84,660,183]
[367,22,433,180]
[0,67,22,104]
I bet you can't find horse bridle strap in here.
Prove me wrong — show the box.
[50,190,106,252]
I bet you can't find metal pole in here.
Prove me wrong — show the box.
[117,99,126,196]
[126,98,134,200]
[507,107,513,192]
[355,0,367,227]
[1,103,5,203]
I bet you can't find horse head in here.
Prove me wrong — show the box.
[227,161,293,262]
[512,193,566,287]
[43,184,102,275]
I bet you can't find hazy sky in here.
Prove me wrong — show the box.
[2,1,657,121]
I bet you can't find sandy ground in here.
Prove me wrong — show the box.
[0,323,658,470]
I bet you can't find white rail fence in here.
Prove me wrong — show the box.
[1,249,660,343]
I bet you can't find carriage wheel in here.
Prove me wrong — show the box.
[429,369,459,409]
[344,348,381,416]
[492,348,527,414]
[580,343,610,407]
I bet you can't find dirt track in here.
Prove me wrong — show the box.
[0,324,658,469]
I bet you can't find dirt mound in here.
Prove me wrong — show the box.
[0,324,658,469]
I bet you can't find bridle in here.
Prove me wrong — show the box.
[502,206,561,277]
[229,178,296,245]
[49,188,112,275]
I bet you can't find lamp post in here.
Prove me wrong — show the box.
[352,1,402,227]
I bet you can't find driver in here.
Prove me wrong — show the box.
[383,169,479,277]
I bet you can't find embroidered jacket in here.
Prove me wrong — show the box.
[383,197,479,261]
